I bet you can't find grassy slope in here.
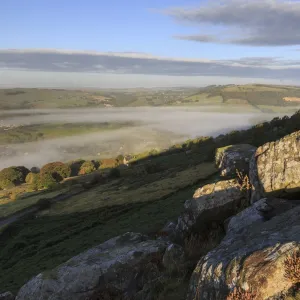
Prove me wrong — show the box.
[40,163,216,215]
[0,187,72,219]
[0,162,218,293]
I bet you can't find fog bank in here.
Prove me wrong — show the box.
[0,106,290,169]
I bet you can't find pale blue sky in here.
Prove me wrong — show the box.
[1,0,300,87]
[1,0,299,59]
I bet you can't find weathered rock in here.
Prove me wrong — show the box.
[226,199,265,234]
[250,130,300,203]
[176,179,246,239]
[0,292,14,300]
[162,243,185,274]
[16,232,168,300]
[186,205,300,300]
[215,144,257,177]
[227,197,300,234]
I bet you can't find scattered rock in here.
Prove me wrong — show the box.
[16,232,168,300]
[0,292,14,300]
[186,205,300,300]
[250,130,300,202]
[176,179,246,239]
[226,197,300,234]
[215,144,257,177]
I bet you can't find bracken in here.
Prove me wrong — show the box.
[226,287,257,300]
[284,249,300,284]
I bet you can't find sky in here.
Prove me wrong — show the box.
[1,0,300,88]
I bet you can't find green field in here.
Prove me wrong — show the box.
[0,122,134,144]
[0,89,115,109]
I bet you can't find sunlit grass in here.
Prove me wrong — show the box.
[41,162,217,216]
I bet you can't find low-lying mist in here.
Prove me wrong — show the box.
[0,106,292,169]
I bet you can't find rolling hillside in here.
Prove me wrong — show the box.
[1,84,300,111]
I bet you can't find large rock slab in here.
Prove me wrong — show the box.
[215,144,257,177]
[175,179,246,239]
[16,232,169,300]
[186,205,300,300]
[250,130,300,203]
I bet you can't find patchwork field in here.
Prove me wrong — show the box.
[1,84,300,111]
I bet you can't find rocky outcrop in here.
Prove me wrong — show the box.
[215,144,256,177]
[186,205,300,300]
[0,292,14,300]
[250,130,300,203]
[16,232,169,300]
[175,179,245,240]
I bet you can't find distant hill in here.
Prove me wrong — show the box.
[196,84,300,107]
[1,84,300,110]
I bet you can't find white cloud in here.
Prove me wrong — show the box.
[165,0,300,46]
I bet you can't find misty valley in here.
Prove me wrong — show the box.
[1,84,300,169]
[0,105,292,169]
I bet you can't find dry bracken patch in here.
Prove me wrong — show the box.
[227,287,257,300]
[236,169,252,208]
[284,249,300,284]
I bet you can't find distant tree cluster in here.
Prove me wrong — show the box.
[78,161,97,175]
[39,162,71,188]
[0,166,30,189]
